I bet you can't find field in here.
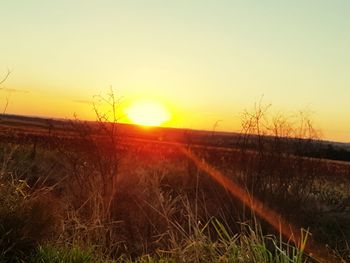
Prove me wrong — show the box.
[0,114,349,262]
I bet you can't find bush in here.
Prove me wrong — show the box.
[0,177,61,262]
[238,102,321,214]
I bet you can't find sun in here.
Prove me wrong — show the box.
[125,100,171,127]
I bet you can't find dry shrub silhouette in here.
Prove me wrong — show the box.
[55,89,124,257]
[238,100,323,215]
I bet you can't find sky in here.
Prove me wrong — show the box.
[0,1,349,142]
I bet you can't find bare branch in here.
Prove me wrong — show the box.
[0,69,11,86]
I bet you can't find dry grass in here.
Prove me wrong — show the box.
[0,99,349,262]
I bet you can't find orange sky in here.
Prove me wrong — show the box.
[1,1,349,142]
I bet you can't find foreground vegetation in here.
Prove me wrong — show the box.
[0,97,349,262]
[0,154,311,263]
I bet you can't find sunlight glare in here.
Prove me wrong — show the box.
[125,100,171,127]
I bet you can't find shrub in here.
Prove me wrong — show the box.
[238,101,321,214]
[0,177,61,262]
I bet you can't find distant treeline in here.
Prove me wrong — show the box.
[1,113,349,162]
[307,144,350,162]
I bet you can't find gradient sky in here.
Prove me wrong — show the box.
[1,1,349,142]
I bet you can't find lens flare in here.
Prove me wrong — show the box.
[177,145,335,263]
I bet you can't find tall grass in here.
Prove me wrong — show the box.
[0,94,348,262]
[0,142,316,262]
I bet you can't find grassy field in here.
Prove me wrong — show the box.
[0,114,349,262]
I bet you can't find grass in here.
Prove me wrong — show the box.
[0,112,349,262]
[29,246,97,263]
[26,218,309,263]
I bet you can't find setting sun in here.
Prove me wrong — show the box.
[125,100,171,127]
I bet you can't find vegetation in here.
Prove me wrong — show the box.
[0,89,349,262]
[0,161,313,263]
